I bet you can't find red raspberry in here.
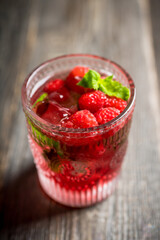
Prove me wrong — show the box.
[78,90,107,113]
[62,110,98,128]
[61,120,74,128]
[94,107,120,124]
[66,66,89,93]
[105,96,127,112]
[44,79,64,93]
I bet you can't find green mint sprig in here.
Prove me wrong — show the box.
[27,118,63,157]
[32,93,48,108]
[77,70,130,101]
[43,149,63,173]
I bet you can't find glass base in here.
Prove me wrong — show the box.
[38,171,119,207]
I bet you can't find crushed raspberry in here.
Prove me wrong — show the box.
[94,107,120,124]
[78,90,107,113]
[44,79,64,93]
[66,66,89,93]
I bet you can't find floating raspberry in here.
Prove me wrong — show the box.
[78,90,107,113]
[61,119,74,128]
[44,79,64,93]
[94,107,120,124]
[66,66,89,93]
[62,110,98,128]
[105,96,127,112]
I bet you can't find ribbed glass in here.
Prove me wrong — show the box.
[22,54,136,207]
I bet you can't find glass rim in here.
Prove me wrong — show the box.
[21,53,136,134]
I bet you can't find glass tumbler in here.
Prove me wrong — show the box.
[21,54,136,207]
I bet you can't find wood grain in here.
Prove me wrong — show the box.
[0,0,160,239]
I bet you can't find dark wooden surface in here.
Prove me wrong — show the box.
[0,0,160,239]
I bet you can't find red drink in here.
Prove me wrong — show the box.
[22,54,136,207]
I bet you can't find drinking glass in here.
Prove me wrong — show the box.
[21,54,136,207]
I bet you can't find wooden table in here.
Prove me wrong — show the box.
[1,0,160,239]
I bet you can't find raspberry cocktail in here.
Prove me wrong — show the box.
[22,54,136,207]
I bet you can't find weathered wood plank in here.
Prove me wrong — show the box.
[150,0,160,91]
[0,0,160,239]
[0,0,31,186]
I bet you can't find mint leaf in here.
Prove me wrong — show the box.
[27,118,63,157]
[32,93,48,108]
[100,76,130,100]
[77,70,100,90]
[49,160,62,173]
[43,149,63,173]
[76,69,130,100]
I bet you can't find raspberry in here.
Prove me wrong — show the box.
[49,87,69,103]
[62,110,98,128]
[44,79,64,93]
[94,107,120,124]
[78,90,107,113]
[66,66,89,93]
[105,96,127,112]
[62,120,74,128]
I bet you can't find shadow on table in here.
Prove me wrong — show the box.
[0,164,74,231]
